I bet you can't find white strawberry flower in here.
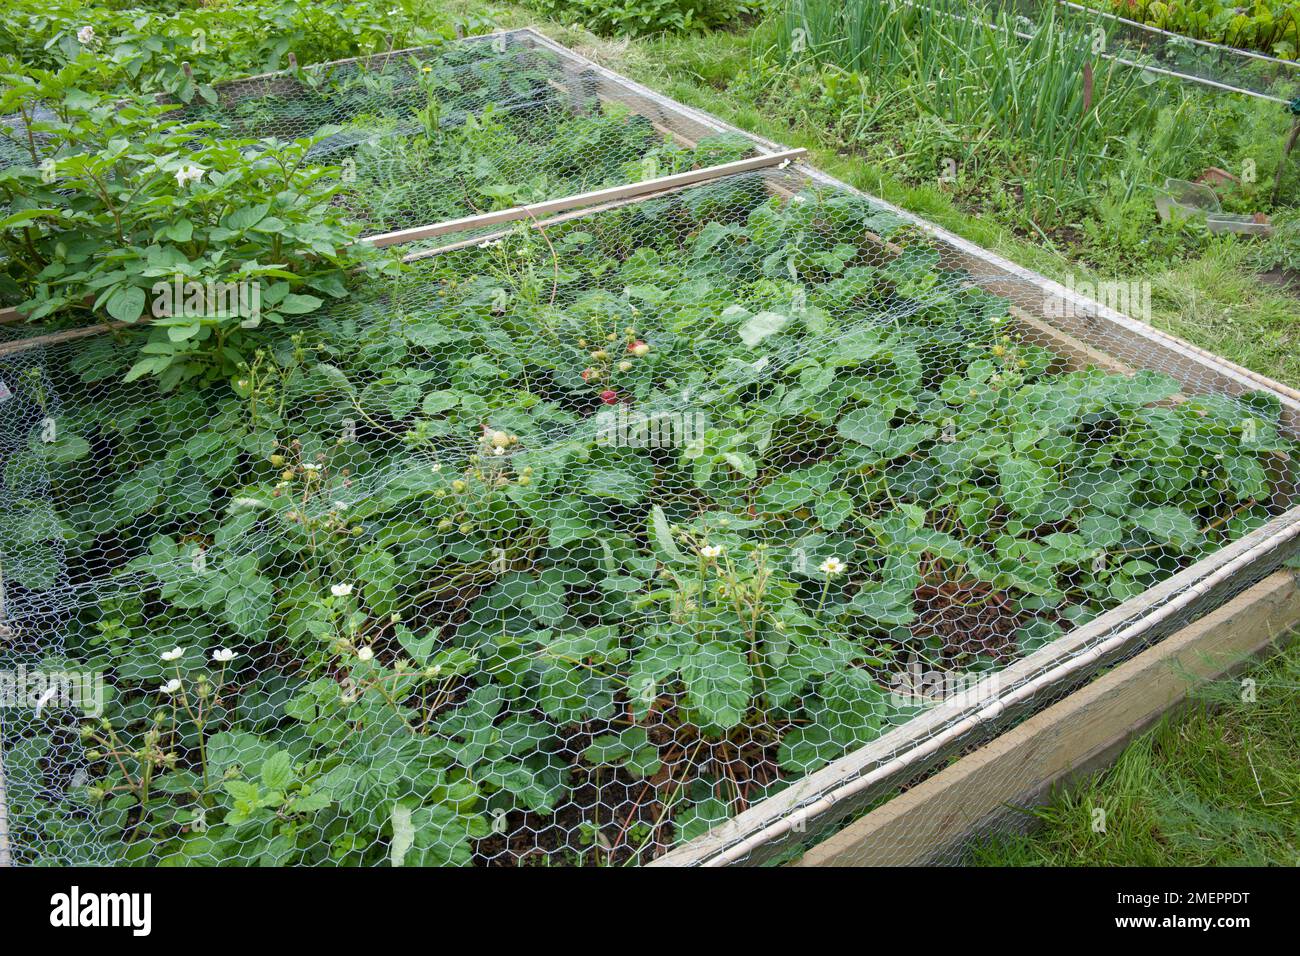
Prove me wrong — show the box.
[161,646,185,662]
[356,646,375,662]
[161,678,182,695]
[212,648,236,663]
[77,26,95,44]
[819,556,846,577]
[699,544,723,560]
[330,583,353,597]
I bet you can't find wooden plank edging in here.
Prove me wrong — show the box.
[795,569,1300,867]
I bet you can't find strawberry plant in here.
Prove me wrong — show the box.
[5,177,1293,865]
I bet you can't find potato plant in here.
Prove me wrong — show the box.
[5,180,1293,865]
[0,0,474,100]
[0,64,385,392]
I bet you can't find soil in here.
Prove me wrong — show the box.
[472,699,785,866]
[911,575,1024,666]
[1258,266,1300,297]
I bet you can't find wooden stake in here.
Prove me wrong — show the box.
[0,321,131,358]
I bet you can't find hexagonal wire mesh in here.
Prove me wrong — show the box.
[1049,0,1300,103]
[2,32,1300,868]
[0,29,764,239]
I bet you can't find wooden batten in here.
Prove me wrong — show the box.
[0,728,9,867]
[360,149,806,248]
[0,320,131,358]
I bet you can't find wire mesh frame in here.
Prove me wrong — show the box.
[0,25,783,331]
[198,27,788,244]
[200,26,771,157]
[470,37,1300,865]
[0,187,1294,874]
[1051,0,1300,103]
[3,31,1300,869]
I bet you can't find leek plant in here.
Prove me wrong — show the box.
[772,0,1166,222]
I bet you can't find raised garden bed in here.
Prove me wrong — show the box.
[1,30,1299,868]
[175,30,759,236]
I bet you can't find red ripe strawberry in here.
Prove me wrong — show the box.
[600,390,619,405]
[628,340,650,357]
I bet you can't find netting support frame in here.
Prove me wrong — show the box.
[363,148,807,247]
[4,26,1300,868]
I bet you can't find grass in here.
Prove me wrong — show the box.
[968,636,1300,866]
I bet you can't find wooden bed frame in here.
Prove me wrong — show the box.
[2,27,1298,869]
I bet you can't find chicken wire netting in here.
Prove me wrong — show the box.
[1046,1,1300,103]
[2,162,1298,867]
[0,29,759,243]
